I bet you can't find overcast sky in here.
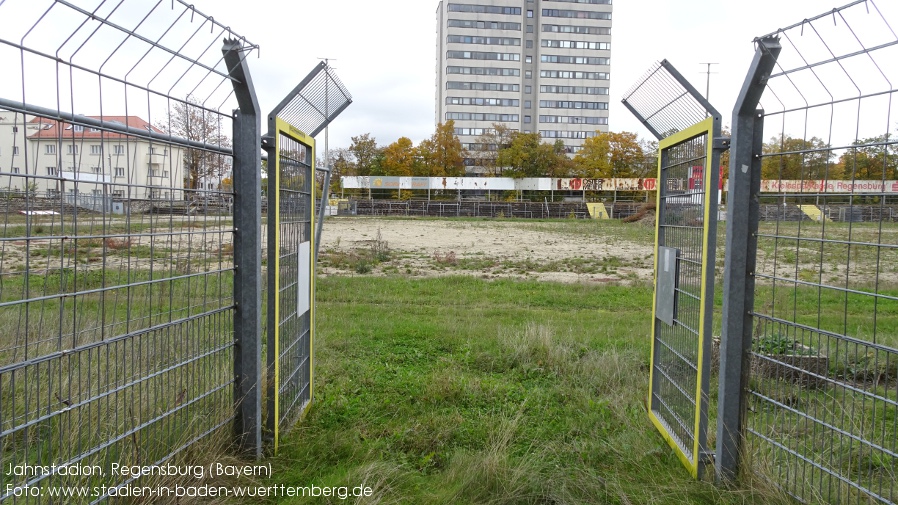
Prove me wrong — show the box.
[20,0,896,152]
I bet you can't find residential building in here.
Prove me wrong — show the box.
[0,110,184,202]
[435,0,612,172]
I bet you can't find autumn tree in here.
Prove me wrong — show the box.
[573,131,643,179]
[836,134,896,180]
[761,134,837,180]
[496,132,567,178]
[381,137,418,176]
[349,133,381,176]
[157,95,231,191]
[418,120,466,176]
[473,123,514,176]
[638,138,659,178]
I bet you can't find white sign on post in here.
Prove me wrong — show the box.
[297,241,310,315]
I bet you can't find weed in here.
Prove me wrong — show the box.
[371,228,391,262]
[432,250,458,266]
[105,237,132,250]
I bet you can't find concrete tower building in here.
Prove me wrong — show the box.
[435,0,612,173]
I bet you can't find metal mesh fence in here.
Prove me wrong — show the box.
[0,1,255,500]
[742,1,898,502]
[648,118,719,479]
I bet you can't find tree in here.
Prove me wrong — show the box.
[157,95,231,191]
[381,137,418,176]
[418,120,466,177]
[638,138,659,178]
[349,133,380,176]
[573,131,643,179]
[836,134,896,180]
[496,132,567,178]
[473,123,514,176]
[761,134,836,180]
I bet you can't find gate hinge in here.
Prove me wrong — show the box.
[713,137,731,150]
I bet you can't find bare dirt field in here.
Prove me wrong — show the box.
[317,216,657,284]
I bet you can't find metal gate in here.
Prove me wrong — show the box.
[623,61,725,479]
[263,63,352,453]
[650,117,722,478]
[266,120,315,452]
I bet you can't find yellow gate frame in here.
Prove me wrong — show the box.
[271,117,316,453]
[648,116,716,479]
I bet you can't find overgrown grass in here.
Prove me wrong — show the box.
[269,276,790,504]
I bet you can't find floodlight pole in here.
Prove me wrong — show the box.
[700,63,718,118]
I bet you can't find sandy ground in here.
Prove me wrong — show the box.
[318,217,656,284]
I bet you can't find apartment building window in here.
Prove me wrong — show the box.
[112,190,125,198]
[67,145,78,155]
[148,169,158,177]
[525,100,532,109]
[47,167,57,176]
[527,10,533,17]
[525,71,532,79]
[447,81,520,92]
[162,171,169,178]
[447,20,521,30]
[72,125,84,132]
[92,189,103,196]
[446,97,520,106]
[447,51,520,61]
[447,4,521,14]
[526,40,533,48]
[114,167,125,177]
[91,166,102,174]
[540,100,609,109]
[524,116,532,124]
[12,146,18,156]
[447,66,520,77]
[90,145,102,155]
[527,25,534,33]
[525,56,532,63]
[541,9,612,20]
[525,85,532,94]
[11,167,20,174]
[446,112,520,122]
[447,35,521,46]
[113,145,124,155]
[45,144,56,155]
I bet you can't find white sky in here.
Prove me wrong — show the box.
[3,0,895,152]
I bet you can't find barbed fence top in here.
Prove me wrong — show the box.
[269,61,353,138]
[757,0,898,151]
[622,60,720,141]
[0,0,259,139]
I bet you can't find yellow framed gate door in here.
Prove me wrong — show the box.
[266,118,316,453]
[648,116,721,479]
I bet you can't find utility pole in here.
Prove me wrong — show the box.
[317,58,336,173]
[700,62,718,116]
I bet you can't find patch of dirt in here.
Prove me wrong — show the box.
[318,217,655,284]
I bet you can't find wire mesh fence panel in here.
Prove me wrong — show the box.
[0,1,256,500]
[741,2,898,502]
[265,120,314,453]
[648,117,720,479]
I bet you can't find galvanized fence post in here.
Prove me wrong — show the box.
[716,36,780,483]
[224,39,263,459]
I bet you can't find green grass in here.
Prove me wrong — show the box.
[268,276,789,505]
